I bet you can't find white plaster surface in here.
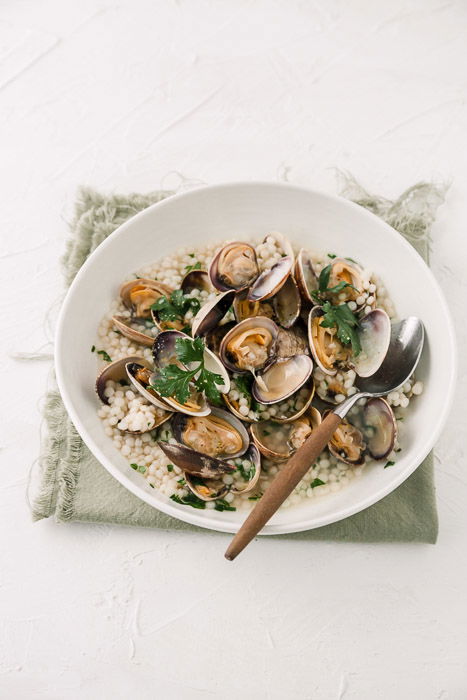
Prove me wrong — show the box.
[0,1,466,698]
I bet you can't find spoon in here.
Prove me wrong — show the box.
[225,317,424,561]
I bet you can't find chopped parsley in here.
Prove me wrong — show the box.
[151,289,200,323]
[214,498,236,512]
[236,459,256,482]
[151,336,225,404]
[184,261,202,273]
[91,345,96,353]
[170,492,206,509]
[384,460,395,469]
[320,301,362,356]
[167,464,174,472]
[96,349,112,362]
[327,253,337,259]
[248,493,263,501]
[310,478,325,488]
[130,463,147,474]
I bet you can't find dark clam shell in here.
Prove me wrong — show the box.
[158,442,236,479]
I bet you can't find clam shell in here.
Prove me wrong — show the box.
[112,315,155,346]
[171,406,249,459]
[362,397,397,460]
[352,309,391,378]
[272,275,301,328]
[294,249,318,303]
[96,355,146,404]
[247,256,293,302]
[191,290,235,337]
[233,290,274,323]
[184,475,229,502]
[120,279,173,317]
[268,378,315,423]
[180,269,213,295]
[158,441,236,478]
[209,242,259,292]
[327,414,366,465]
[252,354,313,404]
[205,321,236,355]
[307,306,338,376]
[219,316,279,375]
[126,362,174,412]
[250,406,321,461]
[230,443,262,495]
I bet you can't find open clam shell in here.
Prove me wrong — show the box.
[352,309,391,378]
[327,414,366,465]
[307,306,342,376]
[125,362,174,412]
[209,241,259,292]
[362,397,397,460]
[327,258,364,304]
[180,269,213,295]
[252,354,313,405]
[268,378,315,423]
[120,278,173,317]
[250,406,321,461]
[191,290,235,337]
[233,290,274,323]
[158,441,236,479]
[112,315,156,346]
[151,330,229,415]
[230,443,262,495]
[247,256,293,302]
[219,316,279,375]
[171,406,249,460]
[294,249,319,303]
[96,355,146,404]
[272,275,301,328]
[184,475,229,502]
[205,321,236,355]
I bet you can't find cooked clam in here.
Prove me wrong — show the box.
[219,316,279,374]
[272,275,301,328]
[307,306,349,376]
[230,443,262,495]
[120,279,172,318]
[251,407,321,460]
[328,417,366,465]
[96,355,146,404]
[362,397,397,460]
[351,309,391,378]
[328,259,363,303]
[209,242,259,292]
[191,290,235,337]
[125,361,174,412]
[151,330,229,415]
[184,475,229,502]
[158,441,236,479]
[294,249,318,303]
[252,354,313,405]
[315,375,347,404]
[171,407,249,459]
[247,256,293,302]
[112,315,156,347]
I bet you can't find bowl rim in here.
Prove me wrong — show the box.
[55,181,458,535]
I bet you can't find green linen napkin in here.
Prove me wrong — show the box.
[32,178,446,542]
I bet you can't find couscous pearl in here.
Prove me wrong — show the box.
[412,381,423,395]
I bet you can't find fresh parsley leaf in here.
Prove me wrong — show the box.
[318,264,332,291]
[176,336,204,365]
[310,478,325,488]
[327,253,337,259]
[384,460,395,469]
[311,263,358,302]
[184,261,202,273]
[177,478,186,485]
[152,364,198,404]
[195,367,225,403]
[170,492,206,509]
[214,498,236,512]
[97,349,112,362]
[233,374,252,399]
[320,302,362,356]
[151,289,200,322]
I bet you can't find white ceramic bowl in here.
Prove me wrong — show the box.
[55,182,457,534]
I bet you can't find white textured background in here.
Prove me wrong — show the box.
[1,1,466,698]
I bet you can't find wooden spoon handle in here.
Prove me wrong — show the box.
[224,411,342,561]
